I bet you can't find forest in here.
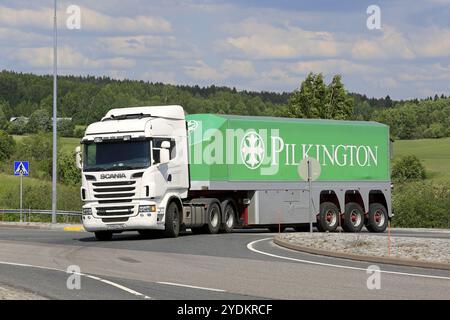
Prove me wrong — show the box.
[0,70,449,140]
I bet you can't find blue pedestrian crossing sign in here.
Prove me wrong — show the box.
[14,161,29,176]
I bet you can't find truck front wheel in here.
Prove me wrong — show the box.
[317,202,339,232]
[366,203,388,233]
[164,201,180,238]
[342,202,365,232]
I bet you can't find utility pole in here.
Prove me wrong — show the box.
[52,0,58,224]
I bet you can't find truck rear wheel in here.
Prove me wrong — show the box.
[164,201,180,238]
[94,231,113,241]
[342,202,365,232]
[220,200,236,233]
[317,202,339,232]
[204,202,221,234]
[366,203,388,233]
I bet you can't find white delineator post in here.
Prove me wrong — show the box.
[308,159,313,233]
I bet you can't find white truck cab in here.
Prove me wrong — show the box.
[77,106,189,240]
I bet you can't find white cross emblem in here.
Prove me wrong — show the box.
[241,131,265,169]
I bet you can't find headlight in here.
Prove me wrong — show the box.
[139,205,156,213]
[82,208,92,215]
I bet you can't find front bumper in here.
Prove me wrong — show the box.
[82,201,164,232]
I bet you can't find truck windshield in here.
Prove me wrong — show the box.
[83,140,151,172]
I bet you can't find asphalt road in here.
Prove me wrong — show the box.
[0,227,449,300]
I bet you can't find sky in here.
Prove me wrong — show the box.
[1,0,450,99]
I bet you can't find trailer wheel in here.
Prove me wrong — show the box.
[94,231,113,241]
[317,202,339,232]
[164,201,180,238]
[220,200,236,233]
[342,202,365,232]
[204,202,221,234]
[366,203,388,233]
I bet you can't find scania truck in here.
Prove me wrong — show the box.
[76,105,392,240]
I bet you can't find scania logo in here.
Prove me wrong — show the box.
[100,173,126,179]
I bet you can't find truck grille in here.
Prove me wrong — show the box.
[92,181,137,217]
[92,181,136,201]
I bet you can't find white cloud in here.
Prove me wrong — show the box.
[184,59,256,81]
[0,5,171,33]
[97,34,200,62]
[412,27,450,58]
[289,59,379,76]
[222,59,256,78]
[13,46,135,69]
[0,27,51,46]
[184,60,222,80]
[351,26,415,60]
[219,19,339,59]
[80,7,171,33]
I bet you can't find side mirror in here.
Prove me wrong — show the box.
[75,146,82,170]
[159,141,170,164]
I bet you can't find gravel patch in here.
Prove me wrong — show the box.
[278,233,450,264]
[0,284,47,300]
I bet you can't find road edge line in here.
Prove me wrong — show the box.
[273,236,450,271]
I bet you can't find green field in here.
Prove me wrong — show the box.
[393,137,450,182]
[13,135,80,154]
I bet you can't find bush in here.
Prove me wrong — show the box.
[392,155,426,182]
[73,127,85,138]
[0,130,15,161]
[59,119,75,137]
[27,109,51,133]
[424,123,446,138]
[392,181,450,228]
[7,117,28,135]
[58,151,81,185]
[2,181,82,211]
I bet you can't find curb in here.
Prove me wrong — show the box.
[0,222,85,232]
[273,236,450,271]
[62,226,85,232]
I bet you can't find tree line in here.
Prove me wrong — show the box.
[0,70,449,140]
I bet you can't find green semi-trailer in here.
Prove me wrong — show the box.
[186,113,391,234]
[79,106,391,240]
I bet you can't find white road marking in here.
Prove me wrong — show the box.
[0,261,151,299]
[157,281,226,292]
[247,238,450,281]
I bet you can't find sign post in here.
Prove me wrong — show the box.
[298,157,321,233]
[14,161,29,223]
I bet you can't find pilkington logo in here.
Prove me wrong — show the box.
[100,173,126,179]
[241,131,265,169]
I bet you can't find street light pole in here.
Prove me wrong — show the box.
[52,0,58,224]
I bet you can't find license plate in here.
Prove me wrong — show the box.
[106,224,126,230]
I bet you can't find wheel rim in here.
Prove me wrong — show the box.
[225,207,234,228]
[325,210,337,226]
[210,207,219,228]
[350,209,362,226]
[374,210,385,227]
[173,207,179,230]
